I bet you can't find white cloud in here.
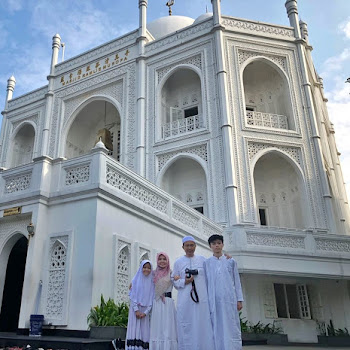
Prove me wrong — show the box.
[339,17,350,39]
[6,0,24,13]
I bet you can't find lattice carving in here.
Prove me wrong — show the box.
[65,164,90,186]
[116,242,131,303]
[63,80,123,127]
[238,50,287,72]
[12,114,39,132]
[315,239,350,252]
[4,172,32,194]
[139,248,150,265]
[172,204,199,230]
[247,233,305,249]
[7,86,48,109]
[223,18,294,38]
[0,214,31,247]
[46,236,69,321]
[247,142,301,165]
[157,144,207,172]
[106,163,168,213]
[203,221,222,238]
[157,54,202,83]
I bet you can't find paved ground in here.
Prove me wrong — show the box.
[244,347,350,350]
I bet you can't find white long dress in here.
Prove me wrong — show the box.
[125,302,152,350]
[204,256,244,350]
[149,284,177,350]
[172,255,215,350]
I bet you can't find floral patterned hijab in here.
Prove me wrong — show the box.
[153,252,172,300]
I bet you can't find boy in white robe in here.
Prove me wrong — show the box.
[204,234,244,350]
[171,236,215,350]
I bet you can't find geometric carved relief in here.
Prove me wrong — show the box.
[248,142,301,166]
[157,144,208,172]
[115,241,131,304]
[238,49,287,73]
[246,232,305,249]
[172,203,200,230]
[315,239,350,253]
[0,214,31,248]
[157,54,202,83]
[4,172,32,194]
[45,235,69,324]
[65,164,90,186]
[139,247,150,265]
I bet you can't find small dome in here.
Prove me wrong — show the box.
[193,13,213,25]
[147,16,195,40]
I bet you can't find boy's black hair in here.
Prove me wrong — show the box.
[208,234,224,245]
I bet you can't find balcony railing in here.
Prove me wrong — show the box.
[161,115,204,139]
[246,111,288,130]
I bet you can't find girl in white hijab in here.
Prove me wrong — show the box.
[126,260,155,350]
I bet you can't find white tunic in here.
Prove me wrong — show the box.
[172,255,215,350]
[204,256,244,350]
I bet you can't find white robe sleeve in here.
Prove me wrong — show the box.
[232,259,244,302]
[171,259,185,289]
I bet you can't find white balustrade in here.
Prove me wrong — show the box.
[246,111,288,130]
[162,115,203,139]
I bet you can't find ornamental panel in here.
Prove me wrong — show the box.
[157,144,208,172]
[106,163,168,213]
[115,241,131,304]
[172,204,199,230]
[246,232,305,249]
[4,172,32,194]
[45,235,70,324]
[65,164,90,186]
[315,239,350,252]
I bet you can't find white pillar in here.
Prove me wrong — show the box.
[41,34,61,157]
[136,0,147,176]
[286,0,337,232]
[211,0,239,226]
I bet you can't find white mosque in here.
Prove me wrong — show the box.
[0,0,350,343]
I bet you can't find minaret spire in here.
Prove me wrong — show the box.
[166,0,174,16]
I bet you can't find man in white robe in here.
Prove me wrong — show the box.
[204,234,244,350]
[171,236,215,350]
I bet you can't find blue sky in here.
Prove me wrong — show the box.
[0,0,349,196]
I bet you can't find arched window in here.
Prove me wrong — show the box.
[65,100,121,161]
[253,152,306,228]
[161,157,207,215]
[11,124,35,167]
[116,245,130,303]
[159,68,204,140]
[243,60,295,131]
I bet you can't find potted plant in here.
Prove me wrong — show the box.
[88,295,129,339]
[318,320,350,346]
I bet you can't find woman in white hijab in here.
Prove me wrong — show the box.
[126,260,155,350]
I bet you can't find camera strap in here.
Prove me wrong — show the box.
[190,280,199,303]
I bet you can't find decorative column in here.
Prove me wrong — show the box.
[211,0,239,226]
[285,0,337,232]
[41,33,61,157]
[0,76,16,167]
[136,0,147,176]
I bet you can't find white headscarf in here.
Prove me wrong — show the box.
[129,260,155,307]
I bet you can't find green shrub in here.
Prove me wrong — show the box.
[327,320,350,337]
[239,312,282,334]
[87,295,129,327]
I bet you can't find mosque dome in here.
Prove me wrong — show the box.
[147,16,195,39]
[193,12,213,25]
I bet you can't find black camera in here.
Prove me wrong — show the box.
[185,268,198,278]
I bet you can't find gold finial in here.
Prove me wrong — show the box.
[166,0,174,16]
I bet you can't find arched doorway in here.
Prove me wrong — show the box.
[0,236,28,331]
[65,100,121,161]
[253,152,306,229]
[11,124,35,167]
[161,157,207,215]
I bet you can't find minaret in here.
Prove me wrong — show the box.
[211,0,239,226]
[0,76,16,168]
[136,0,147,176]
[41,34,61,157]
[285,0,337,232]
